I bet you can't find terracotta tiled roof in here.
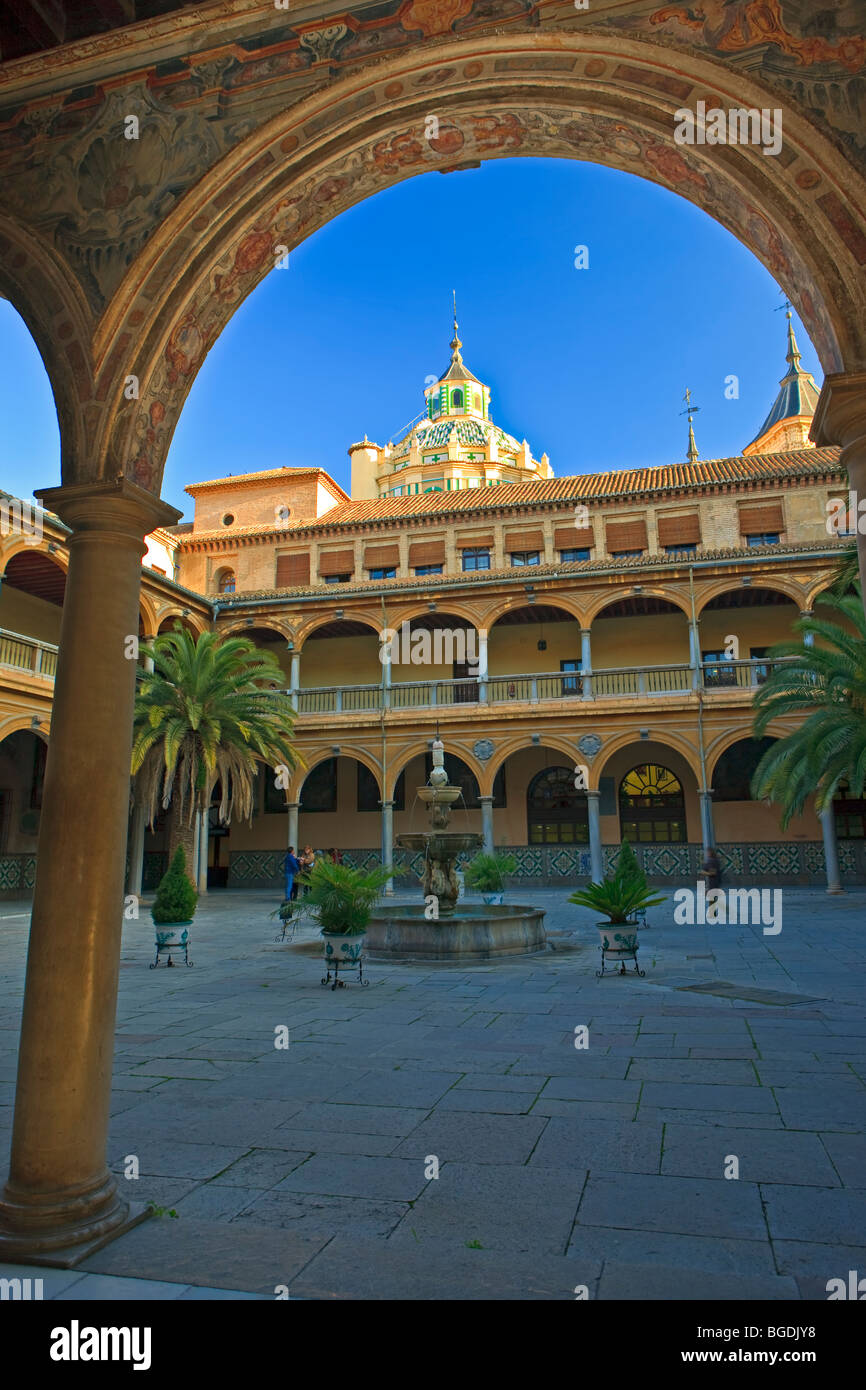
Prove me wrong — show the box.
[178,448,840,546]
[185,467,350,500]
[214,537,844,605]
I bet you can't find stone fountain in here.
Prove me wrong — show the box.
[365,737,547,963]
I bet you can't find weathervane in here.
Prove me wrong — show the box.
[680,388,701,464]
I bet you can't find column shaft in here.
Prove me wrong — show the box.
[587,791,604,883]
[0,479,179,1262]
[820,805,844,894]
[479,795,494,855]
[381,799,394,894]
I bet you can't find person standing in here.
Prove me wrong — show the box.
[298,844,316,896]
[284,845,301,903]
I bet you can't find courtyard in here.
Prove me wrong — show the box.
[1,886,864,1301]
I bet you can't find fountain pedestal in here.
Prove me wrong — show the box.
[367,745,546,963]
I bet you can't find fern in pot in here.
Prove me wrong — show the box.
[568,840,665,956]
[303,858,391,965]
[463,851,518,905]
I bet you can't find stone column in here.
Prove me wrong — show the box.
[289,650,300,696]
[126,802,146,898]
[479,795,494,855]
[0,479,179,1265]
[800,612,814,648]
[580,628,592,700]
[689,619,701,690]
[381,642,391,710]
[587,790,604,882]
[699,789,716,854]
[287,802,299,855]
[477,628,488,704]
[820,804,844,894]
[197,808,209,895]
[381,799,394,894]
[812,372,866,604]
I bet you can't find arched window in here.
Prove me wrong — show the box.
[451,388,463,409]
[619,764,686,843]
[527,766,588,845]
[216,569,236,594]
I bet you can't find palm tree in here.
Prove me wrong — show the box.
[132,626,299,879]
[750,587,866,824]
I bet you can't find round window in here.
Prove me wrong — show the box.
[222,513,235,526]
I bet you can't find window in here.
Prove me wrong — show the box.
[619,764,686,843]
[702,650,738,688]
[217,569,236,594]
[559,548,590,562]
[510,551,541,567]
[746,533,780,546]
[611,549,643,558]
[750,646,771,685]
[663,543,697,556]
[834,784,866,839]
[221,513,235,526]
[461,548,490,571]
[712,737,775,801]
[368,567,397,580]
[324,573,350,584]
[414,564,443,576]
[560,658,582,696]
[528,766,589,845]
[452,388,463,409]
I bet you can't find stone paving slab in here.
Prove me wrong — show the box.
[596,1262,799,1301]
[660,1124,840,1186]
[576,1172,768,1240]
[289,1236,589,1300]
[2,887,866,1299]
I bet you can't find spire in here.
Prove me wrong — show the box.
[743,298,820,454]
[680,388,700,464]
[449,289,463,365]
[784,303,802,373]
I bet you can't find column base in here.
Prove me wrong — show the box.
[826,887,845,895]
[0,1171,152,1268]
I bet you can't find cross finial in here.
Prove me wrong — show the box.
[775,289,792,319]
[680,388,701,464]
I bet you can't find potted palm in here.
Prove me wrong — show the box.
[464,851,518,905]
[303,858,391,968]
[569,839,665,960]
[150,845,197,967]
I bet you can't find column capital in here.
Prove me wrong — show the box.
[37,478,180,542]
[698,787,715,799]
[585,788,600,801]
[379,799,395,810]
[812,371,866,451]
[478,794,494,805]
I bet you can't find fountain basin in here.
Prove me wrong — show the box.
[398,832,481,857]
[366,903,547,964]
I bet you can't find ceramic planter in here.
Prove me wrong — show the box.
[150,920,193,968]
[482,892,504,905]
[596,923,638,955]
[322,932,366,965]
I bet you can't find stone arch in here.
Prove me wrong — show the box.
[0,717,50,745]
[155,606,208,637]
[137,592,159,640]
[484,735,584,796]
[386,740,484,800]
[695,579,806,616]
[389,600,484,630]
[295,612,382,649]
[586,588,691,626]
[0,214,94,480]
[219,616,293,643]
[95,31,866,494]
[595,731,701,787]
[289,746,383,803]
[0,535,68,574]
[804,571,847,609]
[484,593,585,628]
[707,732,776,790]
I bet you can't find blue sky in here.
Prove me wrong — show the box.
[0,157,820,521]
